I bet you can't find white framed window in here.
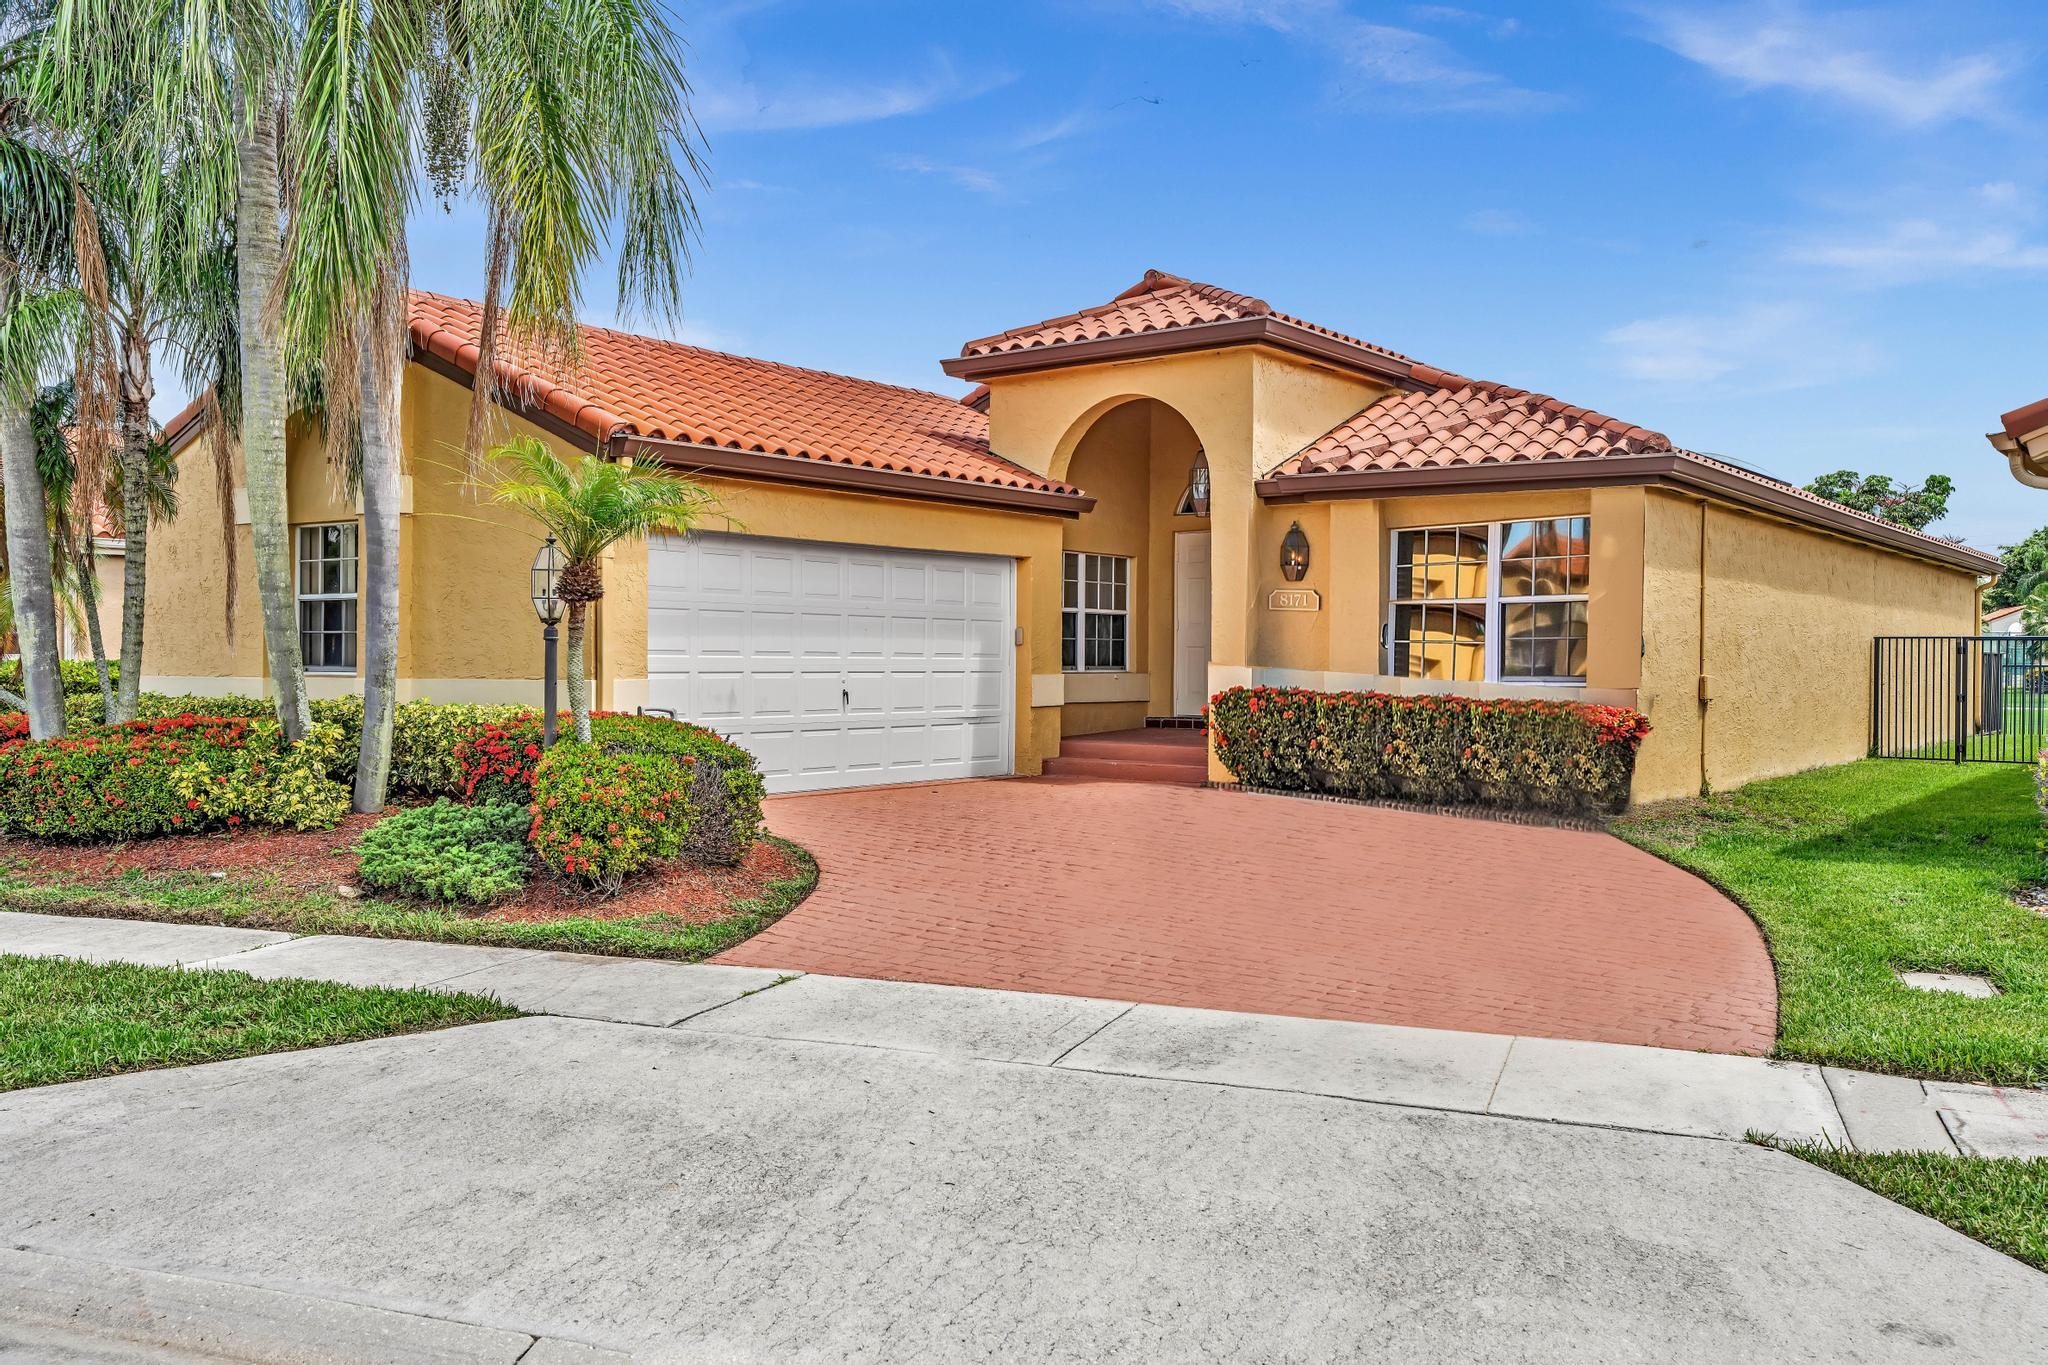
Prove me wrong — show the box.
[296,522,359,672]
[1062,551,1129,672]
[1387,517,1589,684]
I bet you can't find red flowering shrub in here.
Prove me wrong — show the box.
[526,744,688,894]
[0,715,349,840]
[453,714,547,803]
[1208,686,1651,815]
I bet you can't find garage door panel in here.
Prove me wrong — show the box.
[694,608,747,657]
[846,560,885,601]
[751,611,797,656]
[649,533,1013,794]
[846,615,885,657]
[969,619,1006,659]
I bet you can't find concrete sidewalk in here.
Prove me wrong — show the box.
[6,909,2046,1158]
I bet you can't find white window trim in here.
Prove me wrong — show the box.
[296,521,359,674]
[1384,519,1589,687]
[1063,550,1131,674]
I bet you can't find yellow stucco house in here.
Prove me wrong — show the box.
[154,270,1993,801]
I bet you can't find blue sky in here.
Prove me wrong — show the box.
[395,0,2048,553]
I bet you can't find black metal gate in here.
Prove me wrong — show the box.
[1872,635,2048,764]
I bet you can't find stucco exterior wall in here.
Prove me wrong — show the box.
[142,428,264,691]
[1634,488,1983,801]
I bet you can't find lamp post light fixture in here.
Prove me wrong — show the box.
[531,536,565,746]
[1185,447,1211,518]
[1280,521,1311,582]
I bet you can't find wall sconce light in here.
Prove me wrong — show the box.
[1280,521,1311,582]
[1184,448,1211,518]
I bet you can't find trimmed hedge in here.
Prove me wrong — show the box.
[527,745,688,892]
[1208,686,1651,816]
[356,799,530,904]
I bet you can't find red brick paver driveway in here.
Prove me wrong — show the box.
[725,780,1778,1054]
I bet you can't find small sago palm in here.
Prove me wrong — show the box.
[491,437,713,742]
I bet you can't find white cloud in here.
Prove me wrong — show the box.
[1785,221,2048,279]
[1463,207,1533,236]
[1407,5,1521,40]
[1635,2,2016,126]
[1338,23,1559,112]
[1603,302,1881,390]
[1012,108,1100,151]
[1142,0,1557,113]
[695,52,1013,133]
[884,154,1004,196]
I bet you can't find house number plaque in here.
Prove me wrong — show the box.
[1268,588,1321,612]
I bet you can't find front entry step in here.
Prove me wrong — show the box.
[1043,728,1207,786]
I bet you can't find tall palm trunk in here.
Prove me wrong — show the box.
[0,380,65,737]
[564,596,592,743]
[111,309,152,723]
[352,304,404,812]
[236,78,309,741]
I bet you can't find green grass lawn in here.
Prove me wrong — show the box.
[1615,760,2048,1085]
[0,954,517,1092]
[1771,1140,2048,1273]
[0,834,818,961]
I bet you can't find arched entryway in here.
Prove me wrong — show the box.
[1053,397,1211,734]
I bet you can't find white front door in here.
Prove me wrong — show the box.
[1173,531,1211,717]
[646,532,1014,794]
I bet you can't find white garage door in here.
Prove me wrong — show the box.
[647,533,1015,794]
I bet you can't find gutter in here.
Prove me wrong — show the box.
[1255,453,2001,577]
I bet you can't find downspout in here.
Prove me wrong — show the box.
[1697,499,1711,796]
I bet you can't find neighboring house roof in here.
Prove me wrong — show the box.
[406,292,1084,512]
[1986,604,2025,621]
[944,269,1417,386]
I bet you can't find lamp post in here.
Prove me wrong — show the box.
[530,536,565,746]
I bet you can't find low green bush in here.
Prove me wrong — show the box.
[0,658,118,700]
[0,715,350,840]
[356,799,530,904]
[1208,686,1651,816]
[527,744,688,893]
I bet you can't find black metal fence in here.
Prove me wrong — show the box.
[1872,635,2048,765]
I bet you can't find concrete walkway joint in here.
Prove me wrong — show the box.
[6,910,2043,1156]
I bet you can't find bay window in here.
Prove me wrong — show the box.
[1388,517,1589,684]
[1062,551,1129,671]
[297,522,359,672]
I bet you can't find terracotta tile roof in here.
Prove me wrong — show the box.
[957,269,1416,367]
[1277,365,1674,475]
[2000,394,2048,439]
[1986,603,2024,621]
[407,291,1075,497]
[1268,364,1995,571]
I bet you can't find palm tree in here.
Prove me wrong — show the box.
[0,23,90,737]
[44,0,305,738]
[491,437,711,742]
[283,0,701,809]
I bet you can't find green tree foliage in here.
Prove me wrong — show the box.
[1803,470,1954,532]
[1986,527,2048,611]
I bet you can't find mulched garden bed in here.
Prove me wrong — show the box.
[0,808,805,928]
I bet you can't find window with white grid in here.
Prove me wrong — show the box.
[1061,551,1129,672]
[1387,517,1589,684]
[296,522,359,672]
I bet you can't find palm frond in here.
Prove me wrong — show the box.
[489,435,715,564]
